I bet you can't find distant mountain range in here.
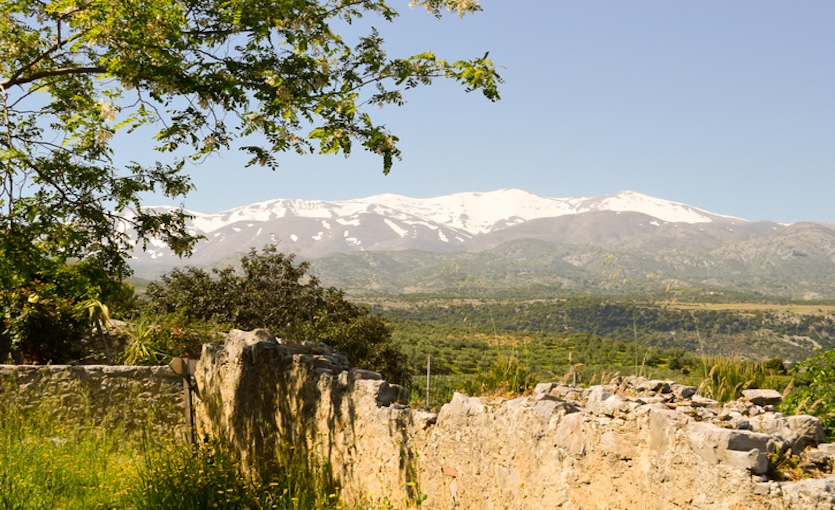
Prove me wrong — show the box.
[130,189,835,299]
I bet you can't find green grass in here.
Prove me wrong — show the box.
[695,356,790,403]
[0,394,137,509]
[131,438,344,510]
[0,385,353,510]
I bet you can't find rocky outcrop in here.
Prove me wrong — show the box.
[193,330,835,509]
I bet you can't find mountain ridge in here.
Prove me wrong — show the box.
[132,189,745,263]
[161,188,736,237]
[129,189,835,299]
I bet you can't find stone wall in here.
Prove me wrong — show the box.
[0,364,186,438]
[194,330,835,510]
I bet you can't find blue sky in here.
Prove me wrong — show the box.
[133,1,835,223]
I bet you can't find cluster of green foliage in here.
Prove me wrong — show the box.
[394,320,669,406]
[781,350,835,439]
[0,0,500,300]
[390,315,797,407]
[145,246,409,384]
[118,312,222,365]
[0,253,135,363]
[391,318,693,381]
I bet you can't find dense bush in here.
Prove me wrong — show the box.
[781,350,835,439]
[145,246,410,384]
[0,247,136,364]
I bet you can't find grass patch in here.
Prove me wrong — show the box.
[0,393,138,509]
[132,438,343,510]
[0,383,352,510]
[695,356,790,402]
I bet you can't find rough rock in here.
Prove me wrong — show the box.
[687,422,770,474]
[743,388,784,406]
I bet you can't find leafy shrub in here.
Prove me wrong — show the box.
[0,241,137,364]
[0,280,88,363]
[145,246,409,384]
[781,350,835,439]
[117,313,224,365]
[764,357,788,374]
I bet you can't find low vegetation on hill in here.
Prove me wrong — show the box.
[374,295,835,361]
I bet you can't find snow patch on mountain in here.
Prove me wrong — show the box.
[572,191,720,224]
[384,219,409,238]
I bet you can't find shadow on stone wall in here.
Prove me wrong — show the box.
[193,329,418,500]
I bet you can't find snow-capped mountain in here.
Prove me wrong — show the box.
[129,189,756,273]
[127,189,835,299]
[179,189,730,237]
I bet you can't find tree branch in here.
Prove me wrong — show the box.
[5,23,91,87]
[1,66,107,89]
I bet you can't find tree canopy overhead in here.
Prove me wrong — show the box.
[0,0,501,282]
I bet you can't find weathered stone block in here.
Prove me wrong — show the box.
[649,407,680,454]
[787,415,826,455]
[554,411,585,455]
[669,383,695,399]
[636,379,670,394]
[350,368,382,381]
[534,382,556,395]
[585,386,612,415]
[742,389,783,407]
[687,422,770,474]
